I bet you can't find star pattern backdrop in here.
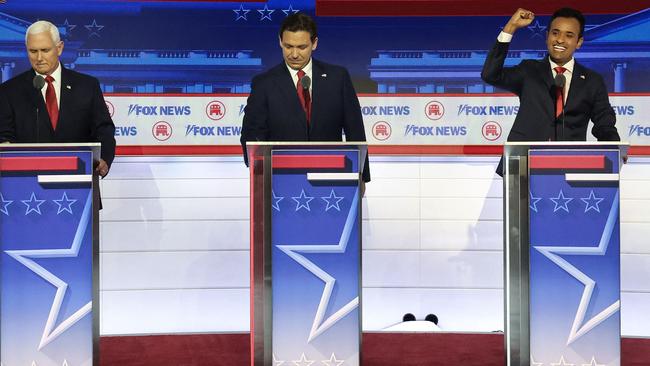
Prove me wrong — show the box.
[270,149,361,365]
[0,150,95,366]
[529,149,621,366]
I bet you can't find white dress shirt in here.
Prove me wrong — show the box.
[37,62,62,109]
[286,58,313,96]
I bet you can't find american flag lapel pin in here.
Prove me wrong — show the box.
[580,75,585,79]
[321,73,327,78]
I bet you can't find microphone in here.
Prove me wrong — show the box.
[554,73,566,141]
[33,75,45,142]
[300,75,311,90]
[33,75,45,89]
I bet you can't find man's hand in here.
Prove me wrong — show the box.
[94,158,109,178]
[503,8,535,35]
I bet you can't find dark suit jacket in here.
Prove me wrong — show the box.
[241,59,370,182]
[0,67,116,167]
[481,41,620,175]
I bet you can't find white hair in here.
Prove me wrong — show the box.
[25,20,61,45]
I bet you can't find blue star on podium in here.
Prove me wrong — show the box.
[22,192,46,215]
[0,193,13,215]
[322,189,344,211]
[277,190,360,342]
[53,192,77,215]
[292,189,314,211]
[5,192,93,350]
[550,189,573,213]
[581,190,605,213]
[534,192,621,346]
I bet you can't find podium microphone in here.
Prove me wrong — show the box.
[554,73,566,141]
[300,75,311,91]
[33,75,45,142]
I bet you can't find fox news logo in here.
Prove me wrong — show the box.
[115,126,138,136]
[128,104,191,116]
[628,124,650,137]
[185,124,242,136]
[612,105,635,115]
[361,106,411,116]
[457,104,519,116]
[405,124,466,136]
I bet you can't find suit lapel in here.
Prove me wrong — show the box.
[565,62,586,113]
[310,60,323,130]
[273,64,309,133]
[540,57,556,120]
[57,67,72,134]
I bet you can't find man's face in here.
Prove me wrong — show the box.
[546,16,583,66]
[26,31,63,76]
[280,30,317,70]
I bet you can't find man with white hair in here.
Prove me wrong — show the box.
[0,20,115,177]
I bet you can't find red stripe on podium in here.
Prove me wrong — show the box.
[0,156,78,172]
[272,155,346,169]
[529,155,606,170]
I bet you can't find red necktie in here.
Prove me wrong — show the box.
[45,75,59,130]
[554,66,566,118]
[296,69,311,123]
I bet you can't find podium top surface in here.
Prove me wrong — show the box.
[247,141,368,147]
[504,141,629,157]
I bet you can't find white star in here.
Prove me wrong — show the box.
[272,190,284,211]
[292,189,314,211]
[273,354,285,366]
[529,190,542,212]
[22,191,46,215]
[322,189,344,211]
[551,356,575,366]
[0,192,13,215]
[291,353,315,366]
[531,356,543,366]
[282,4,300,16]
[550,189,573,213]
[258,4,275,21]
[581,356,604,366]
[581,190,605,213]
[53,191,77,214]
[534,191,621,345]
[233,4,251,21]
[5,192,93,350]
[277,189,360,342]
[322,353,345,366]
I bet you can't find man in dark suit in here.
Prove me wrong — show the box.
[241,13,370,183]
[0,20,115,177]
[481,8,620,176]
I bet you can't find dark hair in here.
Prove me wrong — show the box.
[550,7,585,38]
[279,13,317,41]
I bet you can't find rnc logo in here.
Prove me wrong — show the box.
[424,101,444,121]
[152,121,172,141]
[206,100,226,121]
[482,121,502,141]
[105,101,115,118]
[372,121,392,141]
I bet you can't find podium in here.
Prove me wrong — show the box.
[0,143,101,365]
[503,141,628,366]
[247,142,367,366]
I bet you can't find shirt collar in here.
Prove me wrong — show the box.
[36,62,62,83]
[550,58,575,74]
[286,58,313,78]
